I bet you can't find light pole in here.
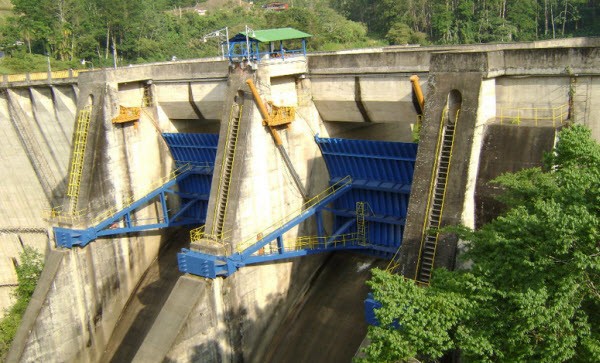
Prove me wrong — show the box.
[81,59,94,70]
[46,53,51,74]
[201,27,229,60]
[245,25,255,62]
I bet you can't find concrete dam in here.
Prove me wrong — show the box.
[2,37,599,362]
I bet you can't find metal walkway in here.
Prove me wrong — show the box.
[53,133,418,281]
[54,164,213,247]
[54,132,218,248]
[178,136,418,278]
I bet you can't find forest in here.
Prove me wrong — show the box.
[0,0,598,72]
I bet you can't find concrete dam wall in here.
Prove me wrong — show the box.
[0,81,78,316]
[4,38,600,362]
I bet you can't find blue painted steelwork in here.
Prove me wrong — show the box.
[55,133,219,248]
[178,178,354,277]
[364,293,382,326]
[227,29,310,63]
[164,133,218,226]
[178,137,418,279]
[55,166,212,247]
[163,133,218,168]
[316,136,418,258]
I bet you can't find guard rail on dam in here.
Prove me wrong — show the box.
[5,38,600,362]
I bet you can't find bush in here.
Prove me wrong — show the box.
[0,247,44,360]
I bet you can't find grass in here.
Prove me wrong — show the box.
[0,0,12,20]
[0,247,44,361]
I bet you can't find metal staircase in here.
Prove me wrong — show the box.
[415,108,459,284]
[179,176,354,278]
[210,103,243,238]
[55,164,210,248]
[356,202,368,245]
[67,106,92,213]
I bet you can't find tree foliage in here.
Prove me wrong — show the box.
[332,0,600,44]
[0,247,44,360]
[0,0,378,72]
[0,0,597,72]
[359,125,600,362]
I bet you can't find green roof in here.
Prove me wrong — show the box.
[241,28,312,43]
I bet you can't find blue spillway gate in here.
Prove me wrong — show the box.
[54,133,218,248]
[316,136,417,258]
[163,133,218,224]
[178,136,418,277]
[53,133,417,326]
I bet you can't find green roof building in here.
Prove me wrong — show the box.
[227,27,312,62]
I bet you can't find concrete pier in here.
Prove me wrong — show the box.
[3,38,600,362]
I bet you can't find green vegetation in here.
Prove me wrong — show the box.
[331,0,600,44]
[0,247,44,360]
[359,125,600,362]
[0,0,382,73]
[0,0,597,72]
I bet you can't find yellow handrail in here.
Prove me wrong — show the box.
[210,103,243,237]
[49,163,195,226]
[7,74,26,82]
[256,233,363,255]
[67,106,92,213]
[29,72,48,81]
[497,103,568,126]
[235,176,352,253]
[412,108,460,283]
[3,69,87,83]
[385,107,449,274]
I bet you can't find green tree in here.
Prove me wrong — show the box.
[0,247,44,360]
[360,125,600,362]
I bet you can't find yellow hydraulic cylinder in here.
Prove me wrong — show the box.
[410,75,425,114]
[245,78,308,199]
[246,78,283,145]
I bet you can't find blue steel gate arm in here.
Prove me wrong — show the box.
[178,178,354,278]
[54,167,200,248]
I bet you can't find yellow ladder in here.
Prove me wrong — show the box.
[414,108,460,284]
[67,106,92,212]
[356,202,368,245]
[209,103,243,239]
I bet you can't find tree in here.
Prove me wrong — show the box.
[359,125,600,362]
[0,247,44,360]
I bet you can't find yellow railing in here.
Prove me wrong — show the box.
[71,69,87,77]
[267,103,296,127]
[88,163,193,225]
[209,103,243,236]
[190,225,234,244]
[412,108,459,282]
[43,206,87,224]
[66,106,92,213]
[253,233,364,255]
[497,103,568,127]
[234,176,352,253]
[3,69,87,83]
[51,70,71,79]
[7,74,26,82]
[29,72,48,81]
[49,163,194,226]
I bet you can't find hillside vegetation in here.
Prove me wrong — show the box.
[0,0,11,21]
[0,0,598,73]
[360,125,600,362]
